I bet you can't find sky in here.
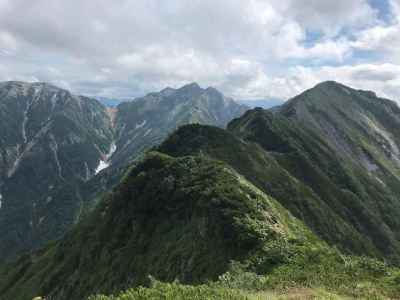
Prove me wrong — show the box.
[0,0,399,102]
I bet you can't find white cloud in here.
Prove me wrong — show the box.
[282,64,400,101]
[0,0,398,101]
[0,31,17,55]
[272,0,377,35]
[350,21,400,61]
[349,0,400,63]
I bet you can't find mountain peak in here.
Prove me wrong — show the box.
[179,82,202,92]
[314,80,343,89]
[205,86,222,96]
[0,81,69,97]
[160,86,176,96]
[312,81,378,99]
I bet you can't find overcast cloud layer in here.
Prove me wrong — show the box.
[0,0,399,102]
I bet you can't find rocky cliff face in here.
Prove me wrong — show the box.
[0,81,114,260]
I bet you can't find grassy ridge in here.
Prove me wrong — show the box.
[0,152,323,300]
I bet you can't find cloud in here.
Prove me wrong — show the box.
[0,0,398,101]
[0,31,17,55]
[272,0,378,34]
[283,63,400,101]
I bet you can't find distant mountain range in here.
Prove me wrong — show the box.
[97,95,284,110]
[237,98,285,109]
[2,81,400,299]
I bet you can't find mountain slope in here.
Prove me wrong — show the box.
[280,81,400,182]
[0,152,319,300]
[275,82,400,260]
[228,107,400,263]
[0,81,114,261]
[0,81,249,261]
[76,83,249,224]
[158,107,400,263]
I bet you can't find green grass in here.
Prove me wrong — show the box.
[88,280,248,300]
[159,118,400,263]
[86,240,400,300]
[0,153,323,300]
[87,273,399,300]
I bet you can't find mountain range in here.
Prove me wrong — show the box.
[1,81,400,299]
[0,81,247,261]
[237,98,285,109]
[96,95,283,110]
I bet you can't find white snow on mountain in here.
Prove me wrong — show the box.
[95,142,117,174]
[135,120,146,129]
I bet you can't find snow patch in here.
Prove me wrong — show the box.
[8,120,53,178]
[135,120,146,129]
[21,98,34,144]
[95,142,117,174]
[50,93,58,114]
[144,128,152,137]
[21,85,43,144]
[95,160,110,174]
[0,193,2,210]
[49,134,64,179]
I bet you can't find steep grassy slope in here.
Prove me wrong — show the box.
[157,82,400,264]
[0,152,318,300]
[280,81,400,182]
[276,82,400,261]
[158,112,400,263]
